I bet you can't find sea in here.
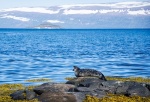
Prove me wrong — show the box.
[0,29,150,85]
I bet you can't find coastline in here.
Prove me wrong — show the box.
[0,76,150,102]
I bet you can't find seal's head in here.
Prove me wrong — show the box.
[73,66,80,72]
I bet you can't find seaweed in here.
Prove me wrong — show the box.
[0,84,38,102]
[25,78,52,82]
[83,94,150,102]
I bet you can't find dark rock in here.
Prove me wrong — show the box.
[66,77,104,87]
[74,87,92,92]
[99,80,123,93]
[34,83,75,95]
[88,82,104,90]
[146,84,150,91]
[115,81,135,95]
[38,92,77,102]
[78,77,104,87]
[73,92,89,102]
[26,90,36,100]
[127,83,150,97]
[90,89,107,98]
[142,83,150,91]
[10,90,25,100]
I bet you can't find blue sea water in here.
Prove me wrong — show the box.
[0,29,150,85]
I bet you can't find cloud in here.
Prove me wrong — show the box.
[0,15,30,22]
[127,10,150,15]
[59,2,150,9]
[63,10,98,15]
[47,20,64,23]
[0,7,59,14]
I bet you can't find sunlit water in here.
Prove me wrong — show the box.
[0,29,150,85]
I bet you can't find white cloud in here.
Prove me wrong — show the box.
[127,10,150,15]
[63,10,98,15]
[47,20,64,23]
[0,7,59,14]
[113,2,150,8]
[0,15,30,22]
[99,9,120,13]
[59,2,150,9]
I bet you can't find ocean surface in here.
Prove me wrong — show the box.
[0,29,150,85]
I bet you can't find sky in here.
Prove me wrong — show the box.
[0,0,149,9]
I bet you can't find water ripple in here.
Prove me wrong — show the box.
[0,29,150,85]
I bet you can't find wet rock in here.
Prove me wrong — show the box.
[10,90,25,100]
[127,83,150,97]
[38,92,77,102]
[34,83,75,95]
[26,90,36,100]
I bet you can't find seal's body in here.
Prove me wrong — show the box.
[73,66,107,81]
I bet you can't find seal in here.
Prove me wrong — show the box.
[73,66,107,81]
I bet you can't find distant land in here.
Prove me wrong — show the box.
[0,2,150,29]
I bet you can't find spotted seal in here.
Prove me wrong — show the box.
[73,66,107,81]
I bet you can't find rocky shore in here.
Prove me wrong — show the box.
[10,77,150,102]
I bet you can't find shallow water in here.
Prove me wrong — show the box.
[0,29,150,85]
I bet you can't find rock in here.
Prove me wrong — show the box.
[115,81,135,95]
[66,77,104,87]
[146,84,150,91]
[34,83,75,95]
[38,92,77,102]
[142,83,150,91]
[90,89,107,98]
[74,87,92,92]
[10,77,150,102]
[99,80,123,93]
[127,83,150,97]
[10,90,25,100]
[73,92,89,102]
[26,90,36,100]
[88,82,104,90]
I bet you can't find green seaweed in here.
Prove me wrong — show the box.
[106,76,150,83]
[83,94,150,102]
[25,78,52,82]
